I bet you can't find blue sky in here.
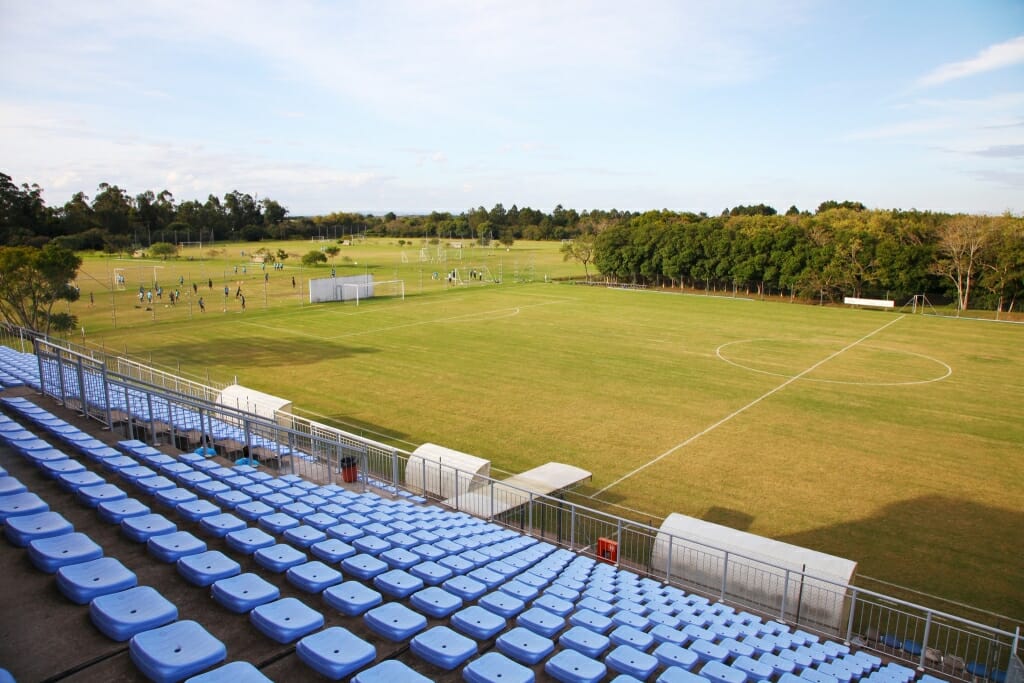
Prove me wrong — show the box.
[1,1,1022,216]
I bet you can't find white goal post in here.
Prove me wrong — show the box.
[342,279,404,306]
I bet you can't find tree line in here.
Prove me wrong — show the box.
[2,171,1021,312]
[586,208,1023,312]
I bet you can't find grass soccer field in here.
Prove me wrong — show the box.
[63,241,1024,622]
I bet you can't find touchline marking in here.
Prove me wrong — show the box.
[591,314,907,498]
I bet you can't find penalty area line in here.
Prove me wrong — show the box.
[591,314,907,498]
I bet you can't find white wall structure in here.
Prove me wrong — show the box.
[217,384,292,424]
[443,462,592,517]
[406,442,491,500]
[309,274,373,303]
[651,513,857,633]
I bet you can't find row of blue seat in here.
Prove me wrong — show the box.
[0,391,930,683]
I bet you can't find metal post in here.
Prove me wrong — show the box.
[666,535,673,583]
[74,356,87,415]
[781,569,789,621]
[489,480,494,520]
[919,611,932,671]
[101,363,113,429]
[721,551,729,601]
[570,505,576,550]
[528,493,533,536]
[146,392,156,444]
[615,518,622,568]
[846,588,857,644]
[454,469,459,511]
[391,449,399,493]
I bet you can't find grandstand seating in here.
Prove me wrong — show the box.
[0,346,1008,681]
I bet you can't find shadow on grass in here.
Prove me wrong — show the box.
[776,494,1024,623]
[703,506,756,531]
[165,335,378,370]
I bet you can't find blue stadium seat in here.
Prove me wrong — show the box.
[569,608,614,635]
[410,586,463,618]
[254,543,307,573]
[479,590,526,618]
[545,648,606,683]
[559,625,612,659]
[310,538,356,564]
[154,487,198,510]
[690,638,730,664]
[450,605,507,640]
[148,531,207,563]
[0,476,26,496]
[177,550,241,587]
[129,619,226,683]
[283,524,327,549]
[198,513,247,538]
[658,666,708,683]
[496,626,556,665]
[98,497,151,524]
[176,499,223,523]
[39,458,86,479]
[29,532,103,572]
[257,511,300,534]
[297,626,376,679]
[374,568,425,599]
[121,513,177,542]
[364,602,427,642]
[182,660,273,682]
[341,553,388,581]
[225,527,275,555]
[701,660,747,683]
[56,556,137,604]
[653,642,699,671]
[4,510,73,546]
[58,470,106,492]
[409,560,454,586]
[411,625,477,670]
[234,500,274,521]
[516,606,566,638]
[211,573,280,613]
[250,597,324,644]
[609,624,655,652]
[322,580,383,616]
[380,547,420,569]
[90,585,178,641]
[286,560,343,593]
[214,489,252,510]
[463,651,535,683]
[606,644,660,680]
[351,659,432,683]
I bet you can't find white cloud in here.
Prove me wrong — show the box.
[917,35,1024,87]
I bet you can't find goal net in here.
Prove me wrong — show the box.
[342,279,405,306]
[308,274,404,305]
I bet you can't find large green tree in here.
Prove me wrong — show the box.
[0,244,82,333]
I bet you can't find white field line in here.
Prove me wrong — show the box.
[591,314,907,498]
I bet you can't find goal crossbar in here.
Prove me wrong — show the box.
[341,279,405,306]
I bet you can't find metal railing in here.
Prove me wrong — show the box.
[11,331,1021,681]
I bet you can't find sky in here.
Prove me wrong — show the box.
[1,1,1022,217]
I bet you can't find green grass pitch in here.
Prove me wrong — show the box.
[64,240,1024,620]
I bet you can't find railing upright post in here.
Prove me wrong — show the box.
[919,611,932,671]
[528,493,533,537]
[391,449,399,493]
[570,505,576,550]
[846,588,857,644]
[615,518,622,568]
[721,551,729,601]
[490,479,495,520]
[781,568,789,621]
[666,535,673,583]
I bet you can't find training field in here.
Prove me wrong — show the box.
[63,241,1024,620]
